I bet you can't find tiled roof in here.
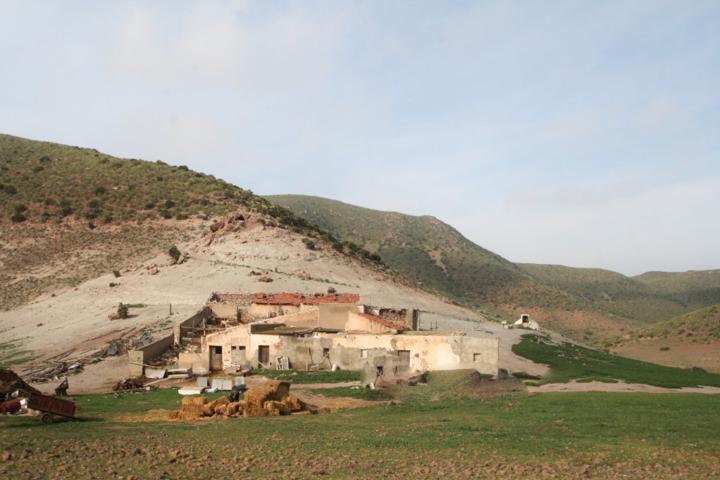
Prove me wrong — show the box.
[252,292,360,306]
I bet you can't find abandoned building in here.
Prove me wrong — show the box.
[513,313,540,331]
[168,292,499,382]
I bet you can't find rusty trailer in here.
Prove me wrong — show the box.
[27,394,77,424]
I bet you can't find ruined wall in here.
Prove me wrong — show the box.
[126,334,175,376]
[252,309,320,328]
[274,333,499,375]
[202,324,499,375]
[174,306,213,344]
[208,303,238,320]
[346,312,396,334]
[248,304,301,319]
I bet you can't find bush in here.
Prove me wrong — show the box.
[39,155,51,163]
[32,165,44,173]
[168,245,181,262]
[159,210,172,219]
[164,199,175,209]
[88,199,100,209]
[103,213,113,224]
[302,238,316,250]
[95,186,106,195]
[11,213,26,223]
[0,184,17,194]
[144,202,156,210]
[117,303,129,319]
[112,270,122,278]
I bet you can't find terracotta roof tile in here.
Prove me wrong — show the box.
[252,292,359,306]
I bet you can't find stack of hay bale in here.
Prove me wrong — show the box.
[173,380,315,419]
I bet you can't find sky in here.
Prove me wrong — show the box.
[1,0,719,275]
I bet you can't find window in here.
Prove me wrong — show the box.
[473,353,484,363]
[360,349,368,359]
[323,347,330,358]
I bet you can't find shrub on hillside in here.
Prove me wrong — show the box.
[168,245,181,262]
[302,238,316,250]
[159,210,172,219]
[117,303,129,319]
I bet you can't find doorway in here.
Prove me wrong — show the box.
[230,346,246,368]
[210,345,223,371]
[258,345,270,367]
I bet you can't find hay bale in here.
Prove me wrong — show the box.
[214,404,228,416]
[244,380,290,409]
[282,394,304,413]
[225,402,242,416]
[202,396,229,416]
[178,396,206,420]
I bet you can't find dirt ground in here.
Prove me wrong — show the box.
[528,380,720,394]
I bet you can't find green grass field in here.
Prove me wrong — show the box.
[512,334,720,388]
[2,372,720,479]
[254,369,362,384]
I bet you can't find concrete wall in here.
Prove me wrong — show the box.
[208,303,238,320]
[126,334,175,376]
[317,304,356,330]
[178,351,210,373]
[346,312,396,334]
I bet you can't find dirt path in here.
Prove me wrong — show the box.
[528,380,720,394]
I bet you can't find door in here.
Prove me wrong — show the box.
[210,346,223,371]
[258,345,270,367]
[230,346,246,368]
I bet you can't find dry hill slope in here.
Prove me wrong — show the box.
[0,134,541,391]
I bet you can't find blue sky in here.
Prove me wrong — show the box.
[1,1,719,275]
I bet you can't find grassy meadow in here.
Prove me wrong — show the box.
[2,372,720,479]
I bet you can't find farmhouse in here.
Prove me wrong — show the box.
[176,292,499,382]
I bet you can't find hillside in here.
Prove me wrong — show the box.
[268,195,720,343]
[0,134,380,309]
[519,264,688,323]
[0,134,544,390]
[634,270,720,309]
[267,195,652,339]
[609,305,720,372]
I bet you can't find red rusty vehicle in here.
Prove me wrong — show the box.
[27,393,77,424]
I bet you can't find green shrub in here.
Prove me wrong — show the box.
[88,199,100,209]
[159,210,172,219]
[163,199,175,209]
[95,186,106,195]
[168,245,181,262]
[39,155,51,163]
[10,213,26,223]
[117,303,129,319]
[302,238,316,250]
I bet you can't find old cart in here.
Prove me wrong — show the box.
[27,394,77,424]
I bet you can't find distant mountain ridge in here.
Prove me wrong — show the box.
[268,194,720,341]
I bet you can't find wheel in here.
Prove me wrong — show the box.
[40,413,54,424]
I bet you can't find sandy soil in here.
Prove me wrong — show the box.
[614,341,720,373]
[528,380,720,394]
[1,221,541,390]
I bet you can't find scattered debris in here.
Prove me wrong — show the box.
[0,369,41,399]
[258,276,274,283]
[113,377,147,392]
[54,378,69,396]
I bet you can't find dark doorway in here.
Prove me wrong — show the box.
[258,345,270,366]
